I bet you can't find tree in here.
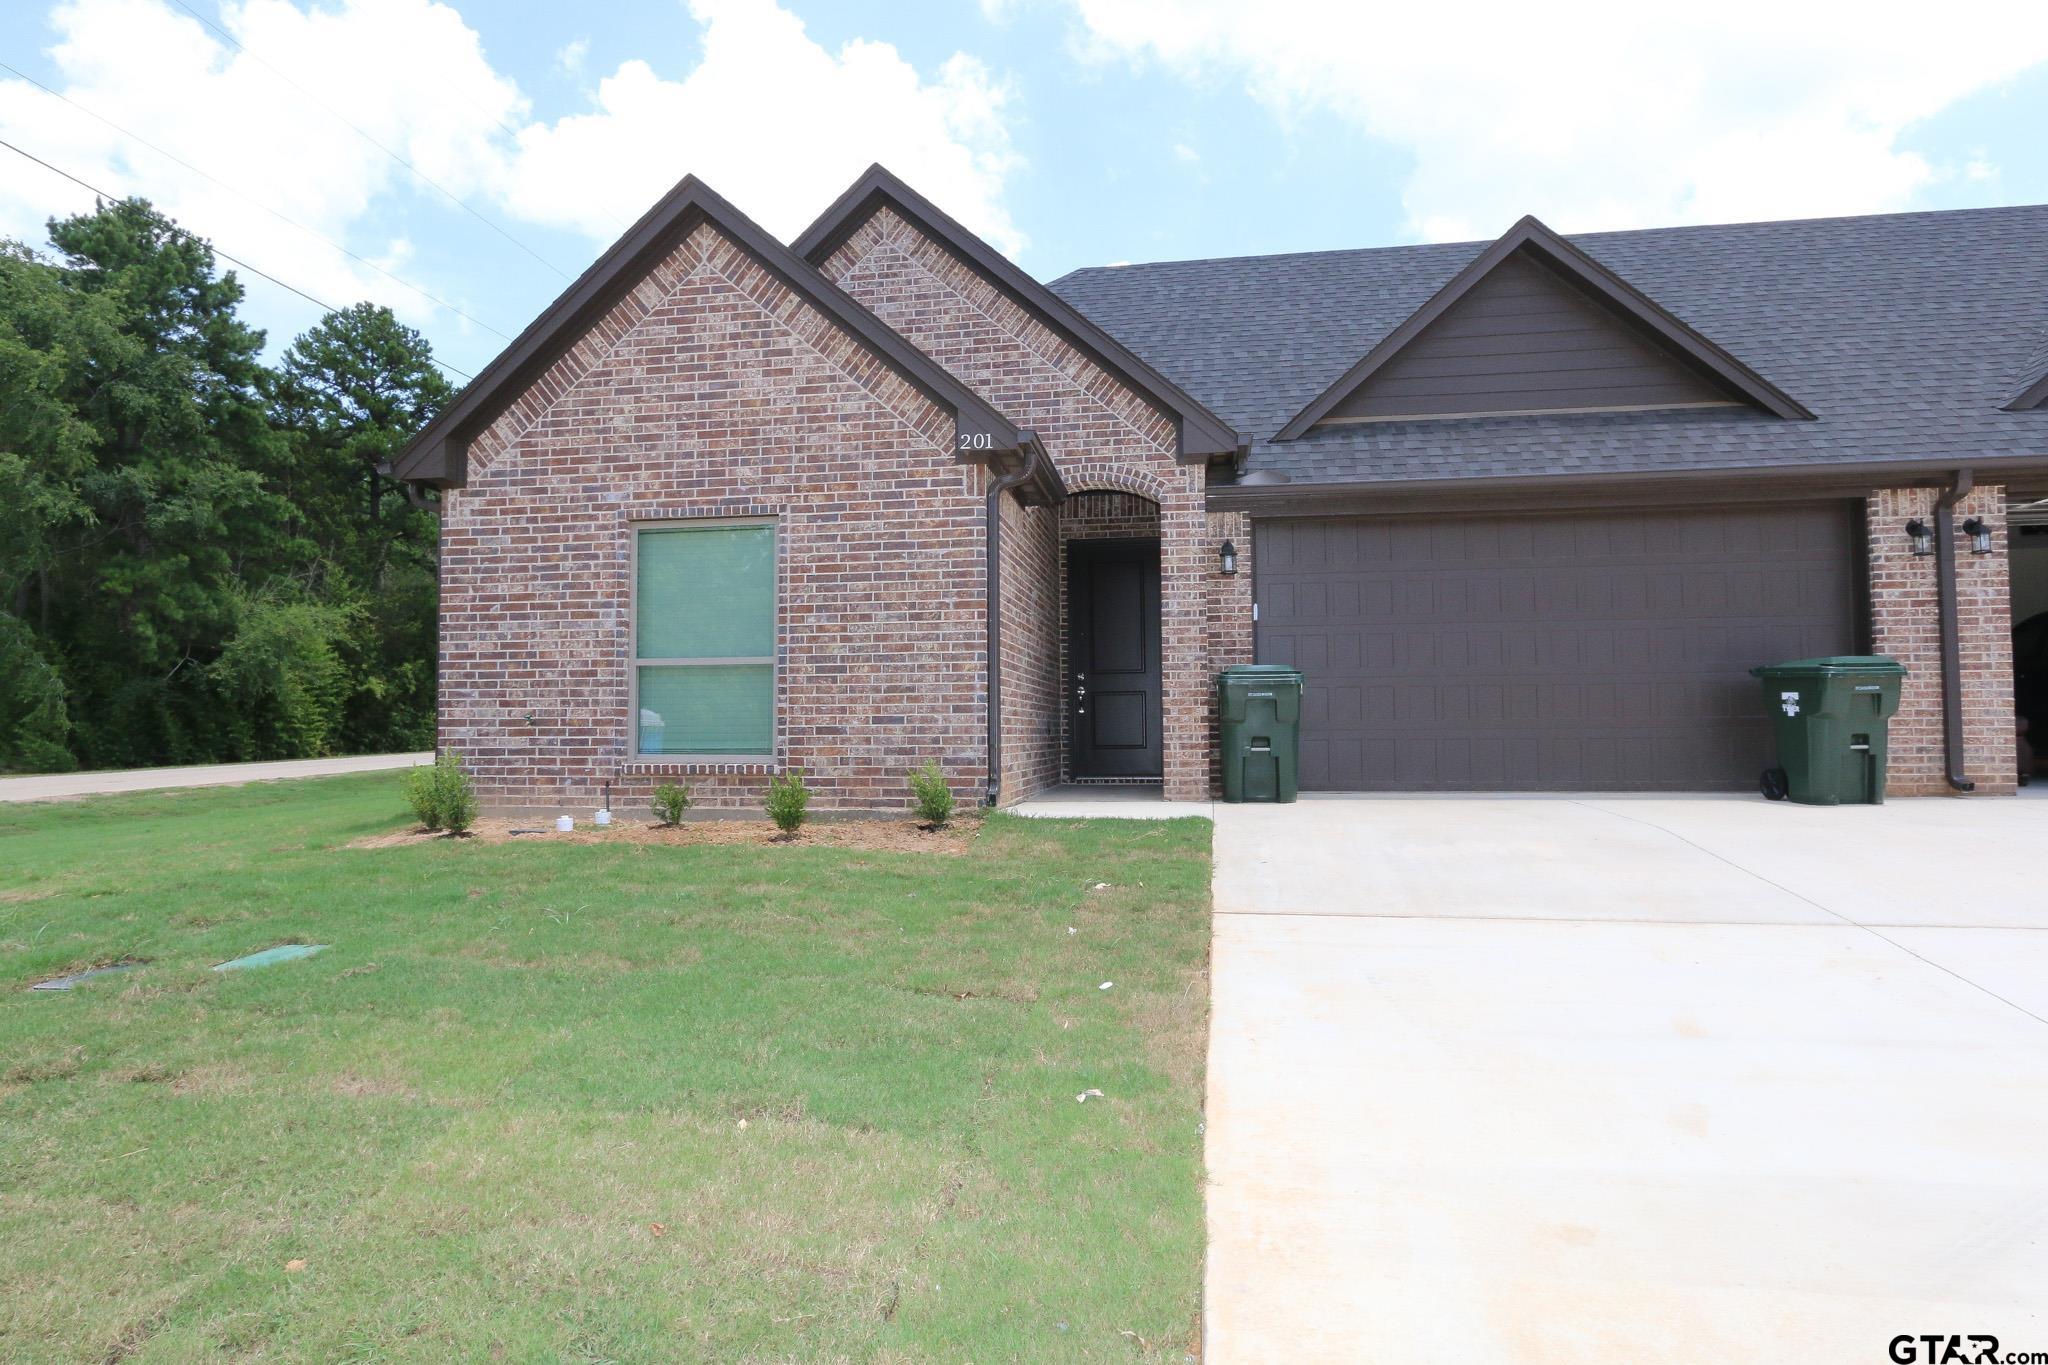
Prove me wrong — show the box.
[272,304,451,753]
[0,201,451,771]
[25,201,294,764]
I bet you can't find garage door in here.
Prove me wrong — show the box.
[1255,505,1859,791]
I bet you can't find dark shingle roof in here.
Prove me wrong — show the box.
[1050,204,2048,485]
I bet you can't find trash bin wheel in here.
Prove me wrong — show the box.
[1759,767,1789,801]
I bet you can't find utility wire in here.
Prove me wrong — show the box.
[0,60,515,343]
[164,0,577,280]
[0,135,475,382]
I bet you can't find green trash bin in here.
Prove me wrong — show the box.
[1219,665,1303,803]
[1750,656,1907,805]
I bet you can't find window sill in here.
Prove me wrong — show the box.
[623,758,779,776]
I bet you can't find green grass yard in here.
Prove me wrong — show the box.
[0,775,1211,1361]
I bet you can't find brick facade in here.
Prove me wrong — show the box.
[433,185,2021,814]
[1867,485,2018,796]
[820,208,1225,801]
[439,221,993,815]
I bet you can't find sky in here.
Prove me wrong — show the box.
[3,0,2046,381]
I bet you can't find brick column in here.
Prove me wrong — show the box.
[1867,485,2017,795]
[1159,466,1213,801]
[1205,509,1256,794]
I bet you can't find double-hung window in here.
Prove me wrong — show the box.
[634,520,776,757]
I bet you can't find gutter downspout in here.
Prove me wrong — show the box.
[984,438,1042,807]
[1933,468,1976,792]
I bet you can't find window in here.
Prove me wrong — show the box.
[634,521,776,756]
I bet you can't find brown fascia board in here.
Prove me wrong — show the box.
[390,174,1026,489]
[1205,453,2048,518]
[1272,215,1817,441]
[792,163,1246,464]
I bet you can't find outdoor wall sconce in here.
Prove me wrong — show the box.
[1219,539,1238,576]
[1961,517,1994,555]
[1905,519,1933,557]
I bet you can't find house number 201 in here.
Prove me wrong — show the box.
[957,432,994,452]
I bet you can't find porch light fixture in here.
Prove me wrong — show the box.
[1961,517,1994,555]
[1905,518,1933,557]
[1218,539,1238,576]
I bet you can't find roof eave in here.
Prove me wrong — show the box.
[1207,453,2048,516]
[794,164,1246,464]
[1271,214,1815,441]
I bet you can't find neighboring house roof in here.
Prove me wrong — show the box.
[392,174,1062,505]
[1051,203,2048,488]
[793,164,1246,463]
[1272,215,1811,438]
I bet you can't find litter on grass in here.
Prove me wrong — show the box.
[1076,1089,1104,1103]
[213,944,329,972]
[31,961,143,992]
[1098,981,1114,991]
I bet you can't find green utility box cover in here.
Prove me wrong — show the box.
[1218,665,1304,804]
[1751,656,1906,805]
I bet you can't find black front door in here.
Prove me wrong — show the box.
[1068,538,1163,778]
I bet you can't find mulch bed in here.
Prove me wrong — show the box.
[347,814,980,855]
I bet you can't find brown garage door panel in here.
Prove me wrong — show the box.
[1258,506,1858,791]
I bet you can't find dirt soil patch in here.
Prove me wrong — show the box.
[347,814,981,855]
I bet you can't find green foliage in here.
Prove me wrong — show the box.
[401,763,444,832]
[765,768,811,835]
[651,781,691,826]
[0,613,73,772]
[402,750,477,834]
[206,590,357,760]
[0,199,448,770]
[908,760,954,827]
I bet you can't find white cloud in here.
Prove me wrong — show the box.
[555,36,589,76]
[1170,141,1198,165]
[1054,0,2048,240]
[501,0,1024,252]
[0,0,1024,352]
[0,0,528,340]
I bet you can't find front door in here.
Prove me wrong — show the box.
[1068,538,1163,778]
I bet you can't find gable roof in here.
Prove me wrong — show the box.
[392,174,1058,502]
[792,163,1245,463]
[2008,329,2048,411]
[1051,203,2048,489]
[1274,215,1811,439]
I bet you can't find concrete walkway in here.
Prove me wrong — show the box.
[0,752,431,804]
[1206,793,2048,1362]
[1010,785,1214,820]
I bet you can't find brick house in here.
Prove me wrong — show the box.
[392,168,2048,812]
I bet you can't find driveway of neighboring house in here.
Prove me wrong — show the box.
[1205,792,2048,1362]
[0,753,431,804]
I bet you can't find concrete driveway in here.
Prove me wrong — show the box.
[1206,793,2048,1363]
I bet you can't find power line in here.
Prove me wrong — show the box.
[164,0,578,280]
[0,135,475,382]
[0,59,515,343]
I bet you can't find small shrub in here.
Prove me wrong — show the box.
[908,761,954,828]
[651,781,691,826]
[403,762,443,831]
[765,768,810,835]
[438,752,479,835]
[404,750,478,834]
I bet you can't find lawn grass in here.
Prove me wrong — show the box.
[0,775,1211,1361]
